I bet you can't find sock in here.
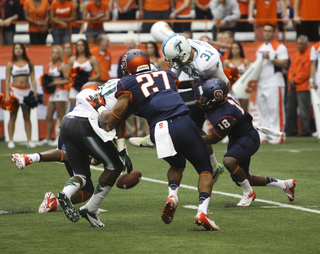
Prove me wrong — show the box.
[198,192,211,214]
[62,178,81,199]
[266,177,286,189]
[239,179,253,193]
[210,153,218,169]
[27,153,41,163]
[168,180,180,199]
[85,180,112,212]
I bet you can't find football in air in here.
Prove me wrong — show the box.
[116,170,142,189]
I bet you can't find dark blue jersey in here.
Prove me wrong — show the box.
[206,94,253,138]
[115,69,189,129]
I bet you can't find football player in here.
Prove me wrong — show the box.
[194,78,296,206]
[130,33,228,185]
[87,49,220,231]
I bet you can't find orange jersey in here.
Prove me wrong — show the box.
[23,0,50,33]
[197,0,210,4]
[175,0,191,16]
[297,0,320,20]
[143,0,170,11]
[238,0,248,15]
[254,0,278,26]
[118,0,136,9]
[287,48,311,92]
[50,0,76,29]
[84,1,109,30]
[90,46,112,81]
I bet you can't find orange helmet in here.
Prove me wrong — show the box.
[121,49,150,76]
[80,82,99,91]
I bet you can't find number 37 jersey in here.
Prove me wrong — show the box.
[115,69,189,129]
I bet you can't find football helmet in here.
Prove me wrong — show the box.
[161,34,191,69]
[121,49,150,76]
[196,78,229,111]
[80,81,99,91]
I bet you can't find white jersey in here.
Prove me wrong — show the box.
[172,39,229,84]
[256,40,288,87]
[310,41,320,85]
[67,79,119,142]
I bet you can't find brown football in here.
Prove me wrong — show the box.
[116,170,142,189]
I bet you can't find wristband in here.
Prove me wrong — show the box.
[269,55,274,62]
[97,106,106,115]
[309,78,314,83]
[116,138,126,152]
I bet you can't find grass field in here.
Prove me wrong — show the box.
[1,137,320,254]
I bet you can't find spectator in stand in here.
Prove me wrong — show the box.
[219,30,234,61]
[83,0,110,45]
[40,46,70,146]
[90,34,112,83]
[68,39,101,106]
[209,0,240,41]
[116,0,137,20]
[117,38,137,78]
[71,0,84,34]
[63,41,74,66]
[294,0,320,42]
[248,0,289,42]
[145,41,166,69]
[170,0,192,33]
[0,0,23,45]
[255,24,288,144]
[50,0,77,45]
[23,0,50,45]
[235,0,253,32]
[223,41,250,111]
[286,35,311,137]
[309,24,320,99]
[5,43,38,149]
[194,0,212,20]
[138,0,174,33]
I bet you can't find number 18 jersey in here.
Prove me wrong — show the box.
[115,69,189,129]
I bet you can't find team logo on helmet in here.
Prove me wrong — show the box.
[121,55,128,69]
[214,89,224,101]
[173,40,183,53]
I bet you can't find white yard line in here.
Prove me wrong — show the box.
[90,165,320,215]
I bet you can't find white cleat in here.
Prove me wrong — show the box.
[79,206,105,227]
[283,179,296,202]
[129,135,155,148]
[11,154,33,169]
[39,191,58,213]
[237,189,256,207]
[194,211,220,231]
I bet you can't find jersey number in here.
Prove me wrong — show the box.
[136,71,171,97]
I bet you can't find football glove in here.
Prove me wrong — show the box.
[86,94,105,111]
[119,149,133,174]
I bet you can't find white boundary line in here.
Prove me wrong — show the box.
[90,166,320,215]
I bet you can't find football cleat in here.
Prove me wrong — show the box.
[212,163,224,185]
[11,154,33,170]
[194,211,220,231]
[57,192,79,223]
[39,191,58,213]
[161,196,178,224]
[129,135,155,148]
[283,179,296,202]
[79,207,105,227]
[237,189,256,207]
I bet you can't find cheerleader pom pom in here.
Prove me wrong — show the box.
[224,68,241,86]
[5,95,19,113]
[39,74,56,94]
[23,91,43,109]
[74,70,89,92]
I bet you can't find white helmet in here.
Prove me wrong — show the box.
[161,34,191,69]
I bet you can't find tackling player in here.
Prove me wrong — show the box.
[194,78,296,206]
[87,49,220,230]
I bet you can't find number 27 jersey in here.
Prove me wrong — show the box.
[115,69,189,129]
